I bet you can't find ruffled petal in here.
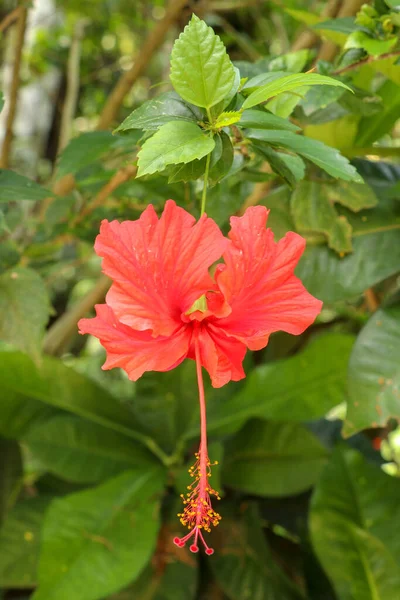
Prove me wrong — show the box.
[194,324,246,388]
[96,200,227,337]
[215,206,322,349]
[78,305,191,381]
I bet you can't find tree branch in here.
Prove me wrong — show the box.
[334,50,400,75]
[0,6,28,169]
[0,7,20,34]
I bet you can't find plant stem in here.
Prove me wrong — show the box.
[201,151,212,217]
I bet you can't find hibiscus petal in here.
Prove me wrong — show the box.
[95,200,227,337]
[195,324,246,388]
[215,206,322,349]
[78,304,191,381]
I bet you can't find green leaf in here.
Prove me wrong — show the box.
[346,30,397,57]
[247,130,363,182]
[222,420,329,497]
[285,8,321,26]
[204,334,354,439]
[310,446,400,600]
[238,108,301,132]
[356,80,400,146]
[242,73,352,110]
[253,143,305,187]
[297,230,400,303]
[0,497,52,588]
[23,414,159,484]
[0,351,158,456]
[33,468,165,600]
[167,131,223,184]
[0,268,51,360]
[211,503,304,600]
[170,14,235,109]
[214,110,242,128]
[208,130,234,185]
[0,240,20,274]
[344,303,400,437]
[0,438,22,526]
[137,121,215,177]
[56,132,114,179]
[114,92,200,132]
[0,170,52,202]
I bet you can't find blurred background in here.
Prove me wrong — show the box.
[0,0,400,599]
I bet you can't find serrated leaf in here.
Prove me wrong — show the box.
[214,110,242,128]
[167,132,222,184]
[0,497,52,588]
[0,267,51,361]
[310,446,400,600]
[114,92,200,132]
[201,334,354,439]
[247,130,363,182]
[23,414,158,484]
[32,469,165,600]
[253,143,305,187]
[0,170,52,202]
[242,73,352,110]
[137,121,215,177]
[238,108,300,132]
[170,14,235,109]
[344,303,400,437]
[222,420,329,497]
[56,132,114,179]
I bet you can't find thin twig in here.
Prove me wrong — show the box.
[0,7,20,34]
[0,6,28,169]
[334,50,400,75]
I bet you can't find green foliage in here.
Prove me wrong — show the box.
[1,5,400,600]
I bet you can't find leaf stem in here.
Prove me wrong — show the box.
[200,151,212,216]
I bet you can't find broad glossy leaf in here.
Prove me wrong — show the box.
[238,108,300,132]
[24,414,158,483]
[0,268,51,360]
[242,73,352,111]
[211,503,304,600]
[0,497,52,588]
[167,131,223,184]
[114,92,200,132]
[0,438,22,525]
[203,334,354,438]
[56,132,114,178]
[0,170,52,202]
[209,130,234,185]
[0,351,155,453]
[222,420,329,497]
[344,303,400,437]
[310,446,400,599]
[137,121,215,177]
[253,143,305,187]
[297,229,400,303]
[170,14,235,109]
[33,468,165,600]
[247,130,362,182]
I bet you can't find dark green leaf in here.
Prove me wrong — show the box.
[0,170,52,202]
[33,468,165,600]
[0,438,22,526]
[204,334,354,438]
[0,240,20,274]
[247,130,363,182]
[170,14,235,109]
[356,80,400,146]
[238,108,301,132]
[0,497,52,588]
[167,131,223,184]
[114,92,200,132]
[211,503,304,600]
[222,420,329,497]
[242,73,352,111]
[137,121,215,177]
[23,414,159,483]
[209,130,234,185]
[310,446,400,599]
[0,268,51,360]
[56,132,114,179]
[345,303,400,436]
[253,143,305,187]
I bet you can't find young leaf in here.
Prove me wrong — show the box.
[214,110,242,128]
[238,108,300,132]
[0,170,52,202]
[114,92,200,132]
[137,121,215,177]
[170,14,235,109]
[242,73,352,110]
[247,129,363,182]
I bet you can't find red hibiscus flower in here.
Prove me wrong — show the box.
[78,199,322,554]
